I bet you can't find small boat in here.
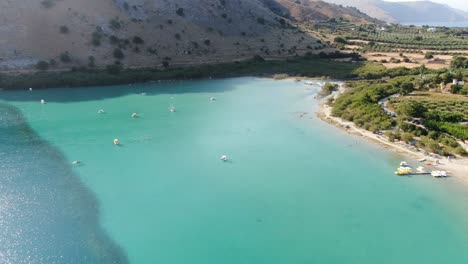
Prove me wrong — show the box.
[395,166,413,175]
[40,99,46,104]
[431,171,448,178]
[72,160,81,165]
[113,139,120,145]
[304,81,314,85]
[400,161,409,167]
[418,158,426,162]
[210,97,216,101]
[170,107,175,112]
[98,109,105,114]
[220,155,228,161]
[29,88,33,91]
[131,113,138,118]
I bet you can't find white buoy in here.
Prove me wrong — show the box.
[114,139,120,145]
[221,155,228,161]
[40,99,46,104]
[131,113,138,118]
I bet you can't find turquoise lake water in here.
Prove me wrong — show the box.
[1,77,468,263]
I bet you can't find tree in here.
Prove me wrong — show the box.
[176,8,185,16]
[399,82,414,95]
[36,61,49,71]
[88,56,96,68]
[132,36,144,45]
[59,26,69,34]
[397,100,427,118]
[334,36,347,44]
[451,56,467,69]
[424,52,434,59]
[60,52,71,63]
[401,133,414,143]
[113,48,124,60]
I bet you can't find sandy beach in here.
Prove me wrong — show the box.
[317,87,468,183]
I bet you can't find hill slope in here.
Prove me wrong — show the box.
[0,0,376,71]
[324,0,468,24]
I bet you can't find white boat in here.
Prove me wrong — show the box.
[170,106,175,112]
[431,171,448,178]
[210,97,216,101]
[304,81,314,85]
[40,99,46,104]
[131,113,138,118]
[114,139,120,145]
[418,158,426,162]
[98,109,105,114]
[220,155,228,161]
[400,161,409,167]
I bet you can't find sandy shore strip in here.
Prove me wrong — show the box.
[316,88,468,183]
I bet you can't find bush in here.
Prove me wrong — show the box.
[106,63,122,74]
[401,133,414,143]
[36,61,49,71]
[59,26,69,34]
[176,8,185,16]
[318,82,339,98]
[424,52,434,59]
[41,0,55,8]
[60,52,71,63]
[132,36,144,45]
[204,39,211,46]
[397,100,427,118]
[88,56,96,68]
[109,18,121,30]
[334,37,347,44]
[113,48,124,60]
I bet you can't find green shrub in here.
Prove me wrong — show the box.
[113,48,124,60]
[59,26,69,34]
[36,61,50,71]
[132,36,144,45]
[60,52,71,63]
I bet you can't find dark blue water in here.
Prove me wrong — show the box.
[0,104,128,263]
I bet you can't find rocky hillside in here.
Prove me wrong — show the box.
[0,0,375,71]
[325,0,468,24]
[272,0,380,24]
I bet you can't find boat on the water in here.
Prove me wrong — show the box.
[395,166,413,175]
[220,155,228,161]
[400,161,409,167]
[431,171,448,178]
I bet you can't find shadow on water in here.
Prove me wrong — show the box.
[0,77,247,103]
[0,104,129,263]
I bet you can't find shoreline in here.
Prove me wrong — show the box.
[316,87,468,183]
